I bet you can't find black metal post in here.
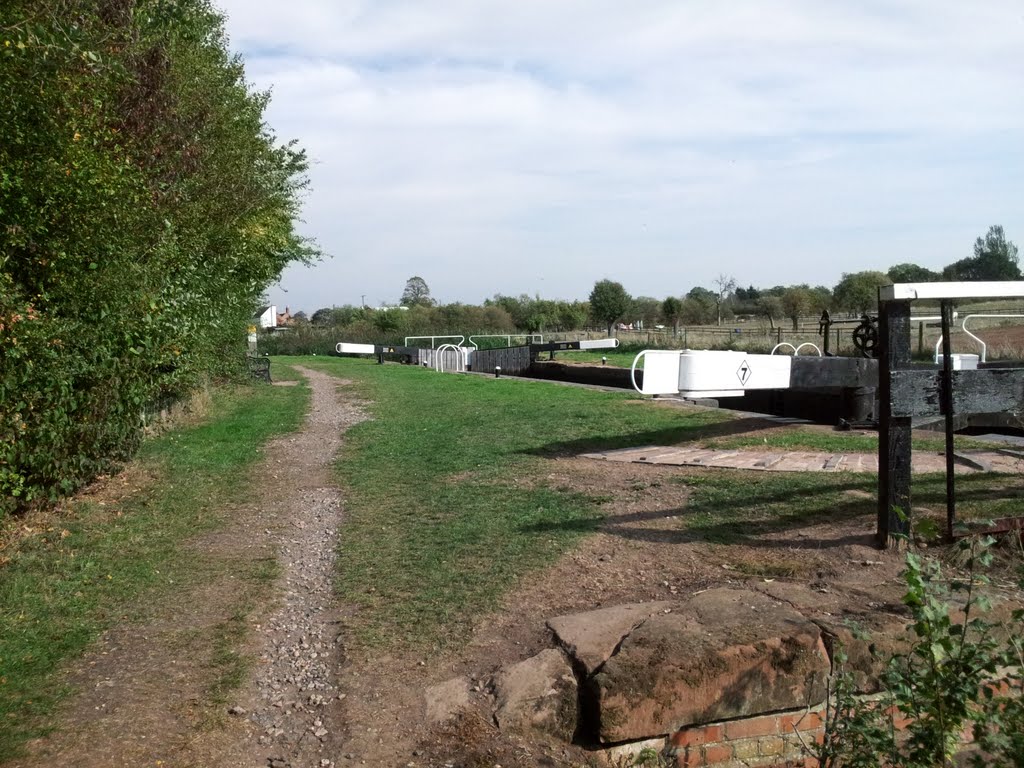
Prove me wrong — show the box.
[940,300,956,539]
[878,298,912,548]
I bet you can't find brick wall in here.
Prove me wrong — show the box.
[669,708,824,767]
[661,691,1002,768]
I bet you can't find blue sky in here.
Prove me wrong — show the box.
[214,0,1024,312]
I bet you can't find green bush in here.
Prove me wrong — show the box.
[815,537,1024,767]
[0,0,313,516]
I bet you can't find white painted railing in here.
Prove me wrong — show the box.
[404,335,465,349]
[466,334,542,349]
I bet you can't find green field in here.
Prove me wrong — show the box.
[295,357,1020,650]
[297,355,725,648]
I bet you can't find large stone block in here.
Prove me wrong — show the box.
[547,601,675,675]
[494,648,578,742]
[594,589,829,743]
[424,676,472,724]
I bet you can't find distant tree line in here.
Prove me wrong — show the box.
[1,1,313,515]
[272,226,1018,353]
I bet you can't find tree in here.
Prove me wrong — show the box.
[661,296,683,337]
[0,0,315,514]
[780,287,814,331]
[833,271,892,314]
[556,301,589,332]
[942,225,1021,281]
[520,299,551,334]
[734,285,760,301]
[756,295,784,330]
[713,274,737,326]
[888,263,940,283]
[631,296,661,329]
[588,280,631,335]
[809,285,833,313]
[680,295,715,325]
[371,309,403,335]
[311,307,335,326]
[400,276,434,307]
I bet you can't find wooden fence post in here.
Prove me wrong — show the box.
[878,298,912,548]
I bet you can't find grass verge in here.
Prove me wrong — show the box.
[297,356,1022,653]
[295,356,725,650]
[0,373,308,759]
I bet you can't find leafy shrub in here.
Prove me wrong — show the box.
[0,0,314,516]
[814,537,1024,767]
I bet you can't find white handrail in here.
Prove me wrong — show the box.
[795,342,822,357]
[630,350,647,393]
[405,335,465,349]
[961,313,1024,363]
[466,333,542,349]
[770,343,797,356]
[433,343,463,373]
[932,312,1024,363]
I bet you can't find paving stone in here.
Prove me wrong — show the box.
[584,445,1021,475]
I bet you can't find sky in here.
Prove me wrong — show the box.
[214,0,1024,313]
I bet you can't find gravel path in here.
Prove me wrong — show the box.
[239,367,367,768]
[12,366,367,768]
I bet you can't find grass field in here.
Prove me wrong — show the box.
[0,376,309,758]
[293,356,1021,652]
[297,355,726,649]
[679,470,1024,546]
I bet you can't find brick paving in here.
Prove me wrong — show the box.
[581,446,1023,474]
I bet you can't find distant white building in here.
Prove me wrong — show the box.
[254,305,277,329]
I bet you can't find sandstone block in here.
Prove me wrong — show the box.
[547,601,675,675]
[494,648,577,741]
[594,589,829,742]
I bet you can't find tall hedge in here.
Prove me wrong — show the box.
[0,0,315,515]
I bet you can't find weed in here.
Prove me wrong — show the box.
[812,536,1024,767]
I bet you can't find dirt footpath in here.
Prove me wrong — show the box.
[13,367,365,768]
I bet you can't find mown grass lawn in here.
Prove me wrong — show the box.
[0,376,308,759]
[4,354,1015,757]
[297,356,726,649]
[553,349,641,367]
[297,356,1023,652]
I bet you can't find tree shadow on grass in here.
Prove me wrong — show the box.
[522,473,876,548]
[522,416,783,458]
[522,471,1024,551]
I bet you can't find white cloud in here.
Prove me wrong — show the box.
[215,0,1024,310]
